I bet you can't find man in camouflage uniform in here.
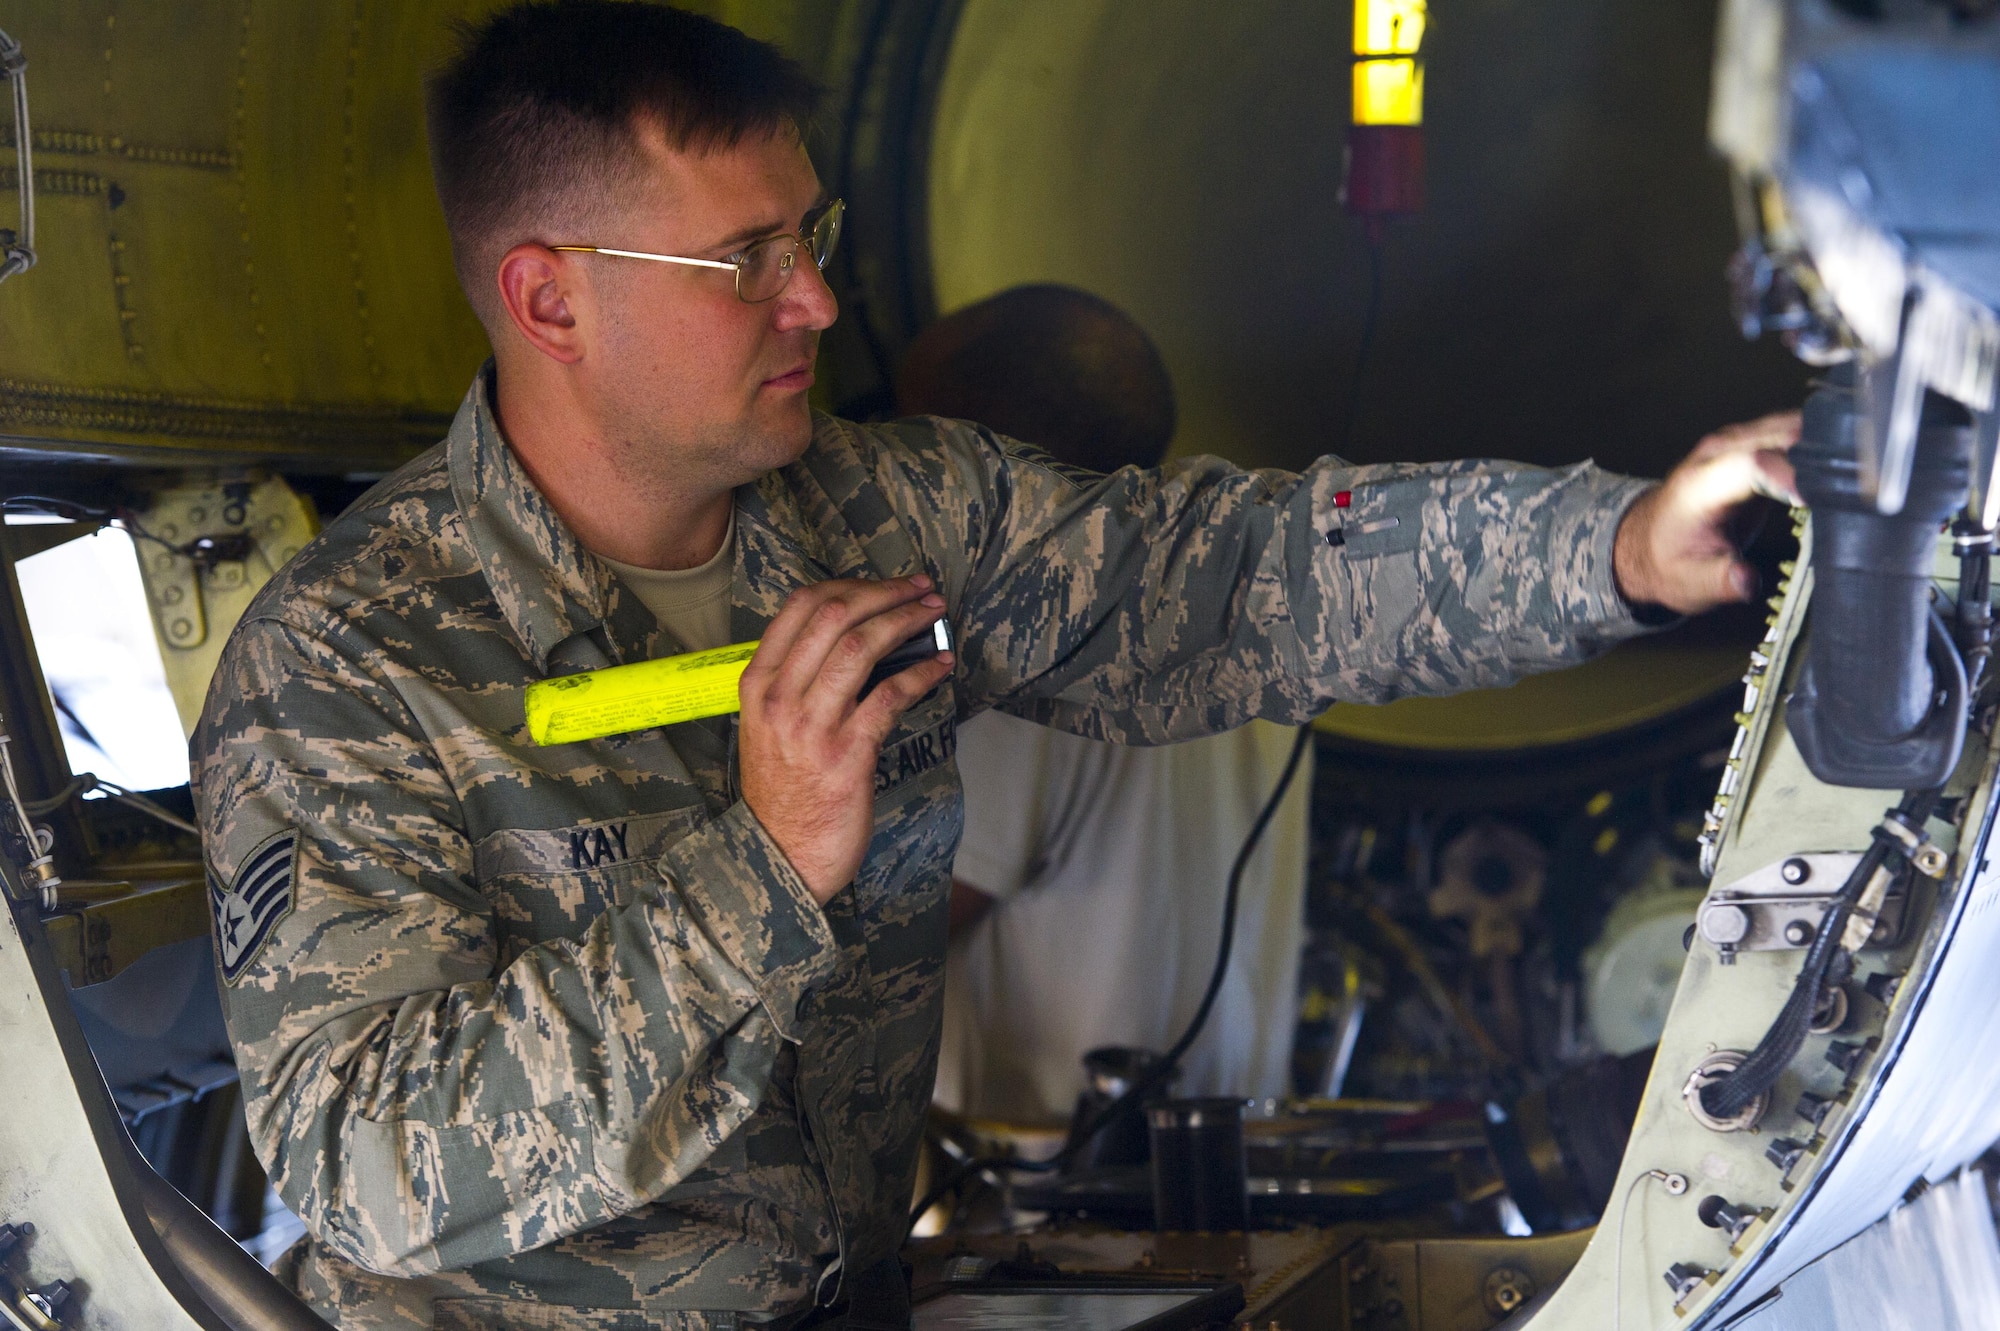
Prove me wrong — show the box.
[193,3,1798,1328]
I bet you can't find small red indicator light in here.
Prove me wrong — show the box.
[1334,490,1353,508]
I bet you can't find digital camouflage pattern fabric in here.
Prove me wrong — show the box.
[194,368,1653,1328]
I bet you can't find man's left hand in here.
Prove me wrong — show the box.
[1613,411,1802,616]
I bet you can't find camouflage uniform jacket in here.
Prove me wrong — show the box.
[194,368,1652,1329]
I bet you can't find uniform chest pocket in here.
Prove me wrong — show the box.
[472,807,704,953]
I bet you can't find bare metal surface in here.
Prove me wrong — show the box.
[127,1141,329,1331]
[0,899,205,1328]
[1524,532,2000,1328]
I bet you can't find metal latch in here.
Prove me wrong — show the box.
[1697,852,1907,963]
[131,475,319,734]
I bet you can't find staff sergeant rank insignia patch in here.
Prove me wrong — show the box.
[211,830,297,984]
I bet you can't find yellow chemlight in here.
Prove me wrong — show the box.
[525,643,758,743]
[1354,0,1427,56]
[1353,59,1424,126]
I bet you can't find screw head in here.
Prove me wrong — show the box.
[1781,857,1812,884]
[1785,919,1815,946]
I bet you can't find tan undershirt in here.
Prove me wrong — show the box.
[600,515,735,653]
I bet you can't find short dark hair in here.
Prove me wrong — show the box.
[895,285,1178,474]
[426,0,820,322]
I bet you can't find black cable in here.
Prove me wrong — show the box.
[0,493,179,553]
[1699,788,1940,1120]
[1142,724,1315,1085]
[907,724,1315,1234]
[1,494,113,521]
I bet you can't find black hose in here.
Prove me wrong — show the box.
[1698,788,1938,1120]
[907,725,1315,1233]
[1785,376,1973,788]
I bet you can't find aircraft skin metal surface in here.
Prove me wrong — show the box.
[1512,5,2000,1321]
[1520,524,2000,1328]
[0,880,215,1329]
[0,1,920,473]
[0,4,489,471]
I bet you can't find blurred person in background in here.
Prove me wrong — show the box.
[897,284,1312,1124]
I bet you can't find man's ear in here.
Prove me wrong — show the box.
[495,244,585,364]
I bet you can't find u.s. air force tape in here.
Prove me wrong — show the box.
[525,618,954,746]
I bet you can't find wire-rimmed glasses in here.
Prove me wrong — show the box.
[552,198,844,304]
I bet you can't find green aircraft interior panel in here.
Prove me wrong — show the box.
[0,2,491,468]
[0,2,846,472]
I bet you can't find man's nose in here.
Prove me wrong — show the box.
[775,254,839,332]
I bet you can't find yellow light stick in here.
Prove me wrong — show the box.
[526,643,756,744]
[525,620,953,746]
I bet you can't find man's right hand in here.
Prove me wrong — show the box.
[738,575,955,905]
